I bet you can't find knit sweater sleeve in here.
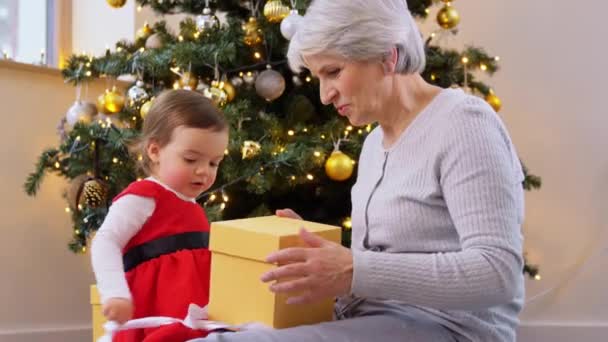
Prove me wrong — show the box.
[90,194,155,303]
[351,97,525,310]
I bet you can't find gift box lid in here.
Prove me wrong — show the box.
[90,284,101,305]
[209,215,341,262]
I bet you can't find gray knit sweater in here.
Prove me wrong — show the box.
[347,88,525,341]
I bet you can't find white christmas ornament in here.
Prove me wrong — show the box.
[255,69,286,101]
[280,10,303,40]
[66,100,97,126]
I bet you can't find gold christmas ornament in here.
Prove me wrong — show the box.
[264,0,291,23]
[140,99,153,119]
[241,140,262,159]
[255,69,286,101]
[220,80,236,102]
[106,0,127,9]
[486,92,502,112]
[82,179,107,208]
[436,4,460,30]
[203,84,228,106]
[136,23,153,41]
[325,150,354,181]
[97,93,109,114]
[103,86,125,114]
[243,17,263,46]
[145,33,164,49]
[179,72,199,90]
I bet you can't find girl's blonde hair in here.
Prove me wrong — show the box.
[132,89,227,174]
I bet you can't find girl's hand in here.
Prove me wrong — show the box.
[275,208,303,220]
[102,297,134,324]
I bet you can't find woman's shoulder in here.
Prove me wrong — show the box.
[360,124,382,145]
[434,88,510,139]
[441,89,499,120]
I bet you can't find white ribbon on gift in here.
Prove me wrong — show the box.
[98,303,270,342]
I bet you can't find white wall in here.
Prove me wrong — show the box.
[0,62,110,341]
[418,1,608,339]
[1,0,606,341]
[135,4,189,34]
[72,0,135,56]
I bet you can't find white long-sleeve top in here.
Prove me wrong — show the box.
[90,177,195,303]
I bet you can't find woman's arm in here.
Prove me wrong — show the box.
[352,98,525,310]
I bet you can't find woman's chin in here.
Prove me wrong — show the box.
[346,116,369,127]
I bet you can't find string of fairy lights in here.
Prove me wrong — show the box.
[62,0,503,244]
[22,0,539,281]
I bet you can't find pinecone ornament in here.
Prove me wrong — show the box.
[83,179,107,208]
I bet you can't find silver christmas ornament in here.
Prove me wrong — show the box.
[66,100,97,126]
[196,7,219,32]
[127,80,149,104]
[280,10,303,40]
[255,69,286,101]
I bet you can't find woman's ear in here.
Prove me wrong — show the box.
[146,140,161,164]
[382,47,398,74]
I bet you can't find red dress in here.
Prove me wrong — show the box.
[113,180,211,342]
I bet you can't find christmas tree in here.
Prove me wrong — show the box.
[24,0,541,277]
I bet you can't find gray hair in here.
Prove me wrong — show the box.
[287,0,425,75]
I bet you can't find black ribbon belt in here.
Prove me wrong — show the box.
[123,231,209,272]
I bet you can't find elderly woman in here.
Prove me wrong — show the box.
[200,0,525,341]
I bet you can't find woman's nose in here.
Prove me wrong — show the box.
[320,82,337,105]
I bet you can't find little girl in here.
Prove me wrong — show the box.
[91,89,229,342]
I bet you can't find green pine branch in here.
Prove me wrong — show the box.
[522,161,542,191]
[423,45,499,95]
[23,148,60,196]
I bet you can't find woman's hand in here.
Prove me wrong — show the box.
[102,297,134,324]
[275,208,303,220]
[260,228,353,304]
